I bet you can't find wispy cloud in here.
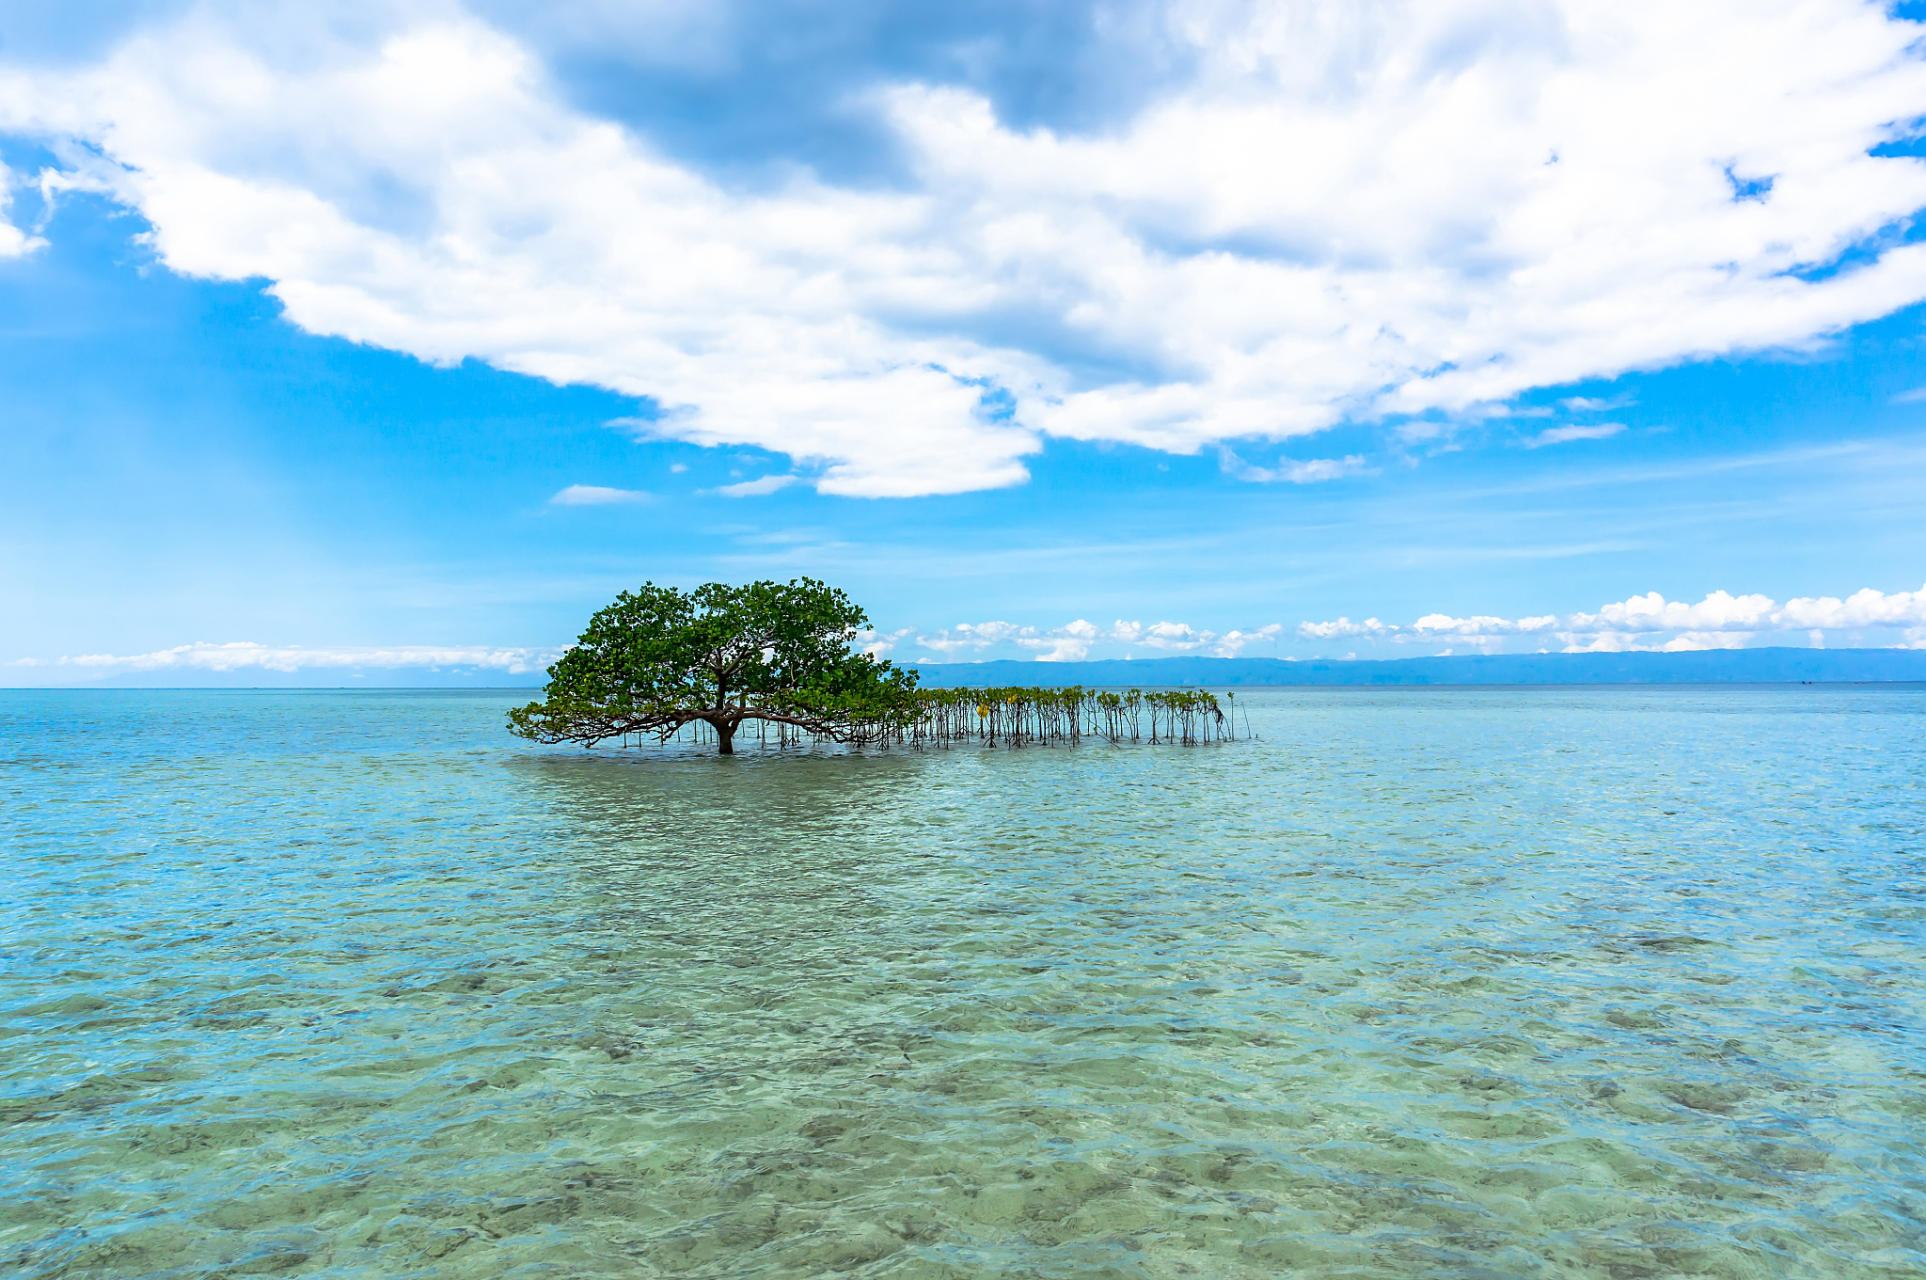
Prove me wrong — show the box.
[551,484,650,505]
[1524,423,1626,449]
[1221,450,1372,484]
[710,475,799,498]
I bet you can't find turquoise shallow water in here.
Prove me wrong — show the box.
[3,686,1924,1279]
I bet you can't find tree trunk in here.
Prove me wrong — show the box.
[714,717,736,754]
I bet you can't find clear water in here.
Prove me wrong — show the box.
[4,687,1924,1279]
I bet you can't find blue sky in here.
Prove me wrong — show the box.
[4,0,1926,683]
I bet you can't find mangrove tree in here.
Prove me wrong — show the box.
[508,578,919,754]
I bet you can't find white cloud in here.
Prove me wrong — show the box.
[1775,584,1926,630]
[1108,619,1211,651]
[11,641,561,676]
[710,474,800,497]
[1298,616,1391,640]
[1021,637,1095,662]
[1018,618,1101,661]
[1402,611,1559,653]
[1213,624,1284,656]
[853,626,912,657]
[1564,589,1779,634]
[1298,582,1926,652]
[0,161,42,257]
[1411,613,1559,636]
[6,3,1926,494]
[550,483,649,504]
[1525,422,1625,448]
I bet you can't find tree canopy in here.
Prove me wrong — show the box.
[507,578,919,754]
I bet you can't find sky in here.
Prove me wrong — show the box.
[3,0,1926,684]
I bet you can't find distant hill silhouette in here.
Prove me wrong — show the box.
[912,648,1926,687]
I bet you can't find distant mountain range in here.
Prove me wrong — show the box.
[910,648,1926,688]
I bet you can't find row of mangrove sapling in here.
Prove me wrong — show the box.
[643,688,1234,749]
[889,686,1232,747]
[580,687,1240,752]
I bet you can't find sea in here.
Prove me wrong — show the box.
[3,686,1923,1279]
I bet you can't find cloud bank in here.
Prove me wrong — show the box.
[4,1,1926,494]
[880,583,1926,660]
[11,582,1924,681]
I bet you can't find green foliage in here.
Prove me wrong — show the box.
[508,578,919,752]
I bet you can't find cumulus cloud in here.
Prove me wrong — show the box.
[851,626,913,657]
[5,2,1926,494]
[551,483,649,504]
[1525,422,1625,448]
[1017,618,1103,661]
[1108,620,1242,652]
[1214,624,1285,656]
[1298,583,1926,652]
[1298,616,1392,641]
[1564,589,1776,636]
[1406,611,1559,653]
[1410,613,1559,637]
[11,641,561,675]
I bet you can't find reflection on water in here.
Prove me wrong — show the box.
[3,687,1924,1278]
